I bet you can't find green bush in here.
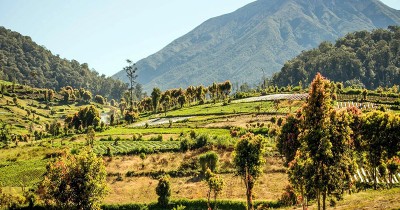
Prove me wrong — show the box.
[180,138,192,152]
[194,134,209,149]
[199,152,219,175]
[156,175,171,207]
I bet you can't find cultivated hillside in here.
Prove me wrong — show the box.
[113,0,400,92]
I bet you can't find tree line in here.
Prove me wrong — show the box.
[137,81,232,114]
[0,26,127,100]
[273,26,400,89]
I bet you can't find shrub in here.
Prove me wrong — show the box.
[156,175,171,207]
[178,157,199,171]
[95,95,106,104]
[39,148,107,210]
[150,134,163,142]
[194,134,209,149]
[189,130,196,139]
[199,152,219,175]
[278,185,297,206]
[180,138,192,152]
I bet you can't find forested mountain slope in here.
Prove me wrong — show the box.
[273,26,400,88]
[113,0,400,91]
[0,27,127,100]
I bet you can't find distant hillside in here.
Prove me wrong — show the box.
[0,27,127,100]
[273,26,400,88]
[113,0,400,92]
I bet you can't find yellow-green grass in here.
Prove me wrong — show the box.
[105,172,288,204]
[280,187,400,210]
[104,152,288,204]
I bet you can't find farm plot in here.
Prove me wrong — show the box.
[94,141,181,155]
[0,159,47,187]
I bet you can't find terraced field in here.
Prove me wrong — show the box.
[94,140,181,155]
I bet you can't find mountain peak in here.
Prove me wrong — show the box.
[113,0,400,92]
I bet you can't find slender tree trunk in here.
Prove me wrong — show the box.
[322,190,326,210]
[317,189,321,210]
[244,174,253,210]
[373,165,377,190]
[246,185,253,210]
[207,188,211,210]
[301,187,306,210]
[214,192,218,210]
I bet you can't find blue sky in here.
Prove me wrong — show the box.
[1,0,399,76]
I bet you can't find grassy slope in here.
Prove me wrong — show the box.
[1,81,399,209]
[281,188,400,210]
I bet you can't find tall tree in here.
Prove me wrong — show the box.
[151,88,162,113]
[290,73,354,210]
[277,112,301,166]
[233,133,265,210]
[123,59,138,108]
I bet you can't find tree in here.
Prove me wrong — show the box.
[233,133,265,210]
[178,94,186,108]
[94,95,106,105]
[360,111,400,189]
[208,82,218,102]
[86,127,95,147]
[124,59,138,108]
[65,105,100,130]
[151,88,161,113]
[0,121,11,147]
[156,175,171,208]
[82,90,92,103]
[62,91,70,103]
[195,85,206,103]
[277,113,301,166]
[161,94,171,115]
[48,120,62,137]
[387,156,400,187]
[205,169,224,210]
[222,80,232,98]
[39,148,108,210]
[290,73,355,210]
[124,107,139,124]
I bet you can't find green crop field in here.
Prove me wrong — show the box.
[0,159,47,187]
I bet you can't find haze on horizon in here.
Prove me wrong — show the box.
[1,0,399,77]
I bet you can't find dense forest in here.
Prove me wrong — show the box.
[273,26,400,89]
[0,27,127,100]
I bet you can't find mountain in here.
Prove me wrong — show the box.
[272,26,400,89]
[113,0,400,92]
[0,27,127,100]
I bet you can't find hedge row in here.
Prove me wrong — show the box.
[101,199,281,210]
[15,199,281,210]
